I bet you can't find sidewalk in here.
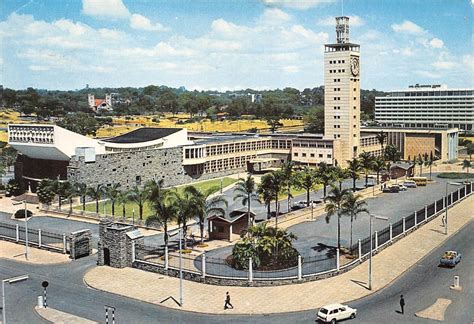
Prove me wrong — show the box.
[84,195,473,315]
[0,240,70,264]
[35,306,97,324]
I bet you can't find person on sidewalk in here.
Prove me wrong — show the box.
[224,292,233,310]
[399,295,405,314]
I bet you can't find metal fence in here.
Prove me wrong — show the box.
[0,221,66,253]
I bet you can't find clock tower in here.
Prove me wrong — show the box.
[324,16,360,165]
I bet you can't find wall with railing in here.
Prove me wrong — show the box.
[131,181,473,286]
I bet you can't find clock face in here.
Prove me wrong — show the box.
[351,57,360,76]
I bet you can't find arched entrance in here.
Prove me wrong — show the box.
[103,248,110,266]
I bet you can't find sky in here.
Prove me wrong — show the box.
[0,0,472,91]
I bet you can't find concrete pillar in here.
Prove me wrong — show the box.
[38,229,42,247]
[434,200,437,214]
[458,188,461,200]
[165,245,169,270]
[336,248,340,271]
[16,224,19,242]
[450,192,454,205]
[248,257,253,283]
[358,239,362,261]
[298,255,302,280]
[389,224,393,242]
[414,210,418,226]
[374,231,378,250]
[202,253,206,278]
[453,275,460,288]
[403,217,406,234]
[424,205,428,220]
[62,234,67,254]
[443,196,446,209]
[131,240,136,262]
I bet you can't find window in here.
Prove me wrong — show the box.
[319,153,323,158]
[327,154,332,158]
[302,153,306,157]
[294,153,299,157]
[310,153,315,158]
[136,175,141,185]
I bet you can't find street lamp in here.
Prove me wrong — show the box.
[444,182,463,235]
[132,208,135,226]
[12,200,29,260]
[178,226,183,306]
[2,275,29,324]
[368,213,388,290]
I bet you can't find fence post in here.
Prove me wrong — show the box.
[414,210,418,227]
[16,224,19,242]
[450,192,453,205]
[358,239,362,262]
[389,224,393,242]
[374,231,378,250]
[62,234,67,254]
[298,255,302,280]
[38,229,42,247]
[424,205,428,221]
[165,245,169,270]
[458,188,461,200]
[131,240,135,263]
[434,200,437,214]
[443,196,446,210]
[248,257,253,283]
[336,248,340,271]
[402,217,406,234]
[202,253,206,279]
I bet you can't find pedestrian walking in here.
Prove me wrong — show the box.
[224,292,233,310]
[441,215,446,227]
[399,295,405,314]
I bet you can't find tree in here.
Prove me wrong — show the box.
[257,177,274,219]
[294,167,318,206]
[467,143,474,161]
[37,179,55,206]
[173,187,198,249]
[266,117,283,133]
[375,130,387,160]
[417,154,424,176]
[57,112,100,136]
[233,176,259,226]
[333,166,348,191]
[463,159,471,174]
[342,192,369,250]
[317,162,336,198]
[347,158,361,191]
[324,186,350,250]
[371,157,386,184]
[384,144,400,163]
[186,186,228,243]
[281,161,296,213]
[145,191,178,253]
[128,186,148,221]
[260,170,285,229]
[104,183,121,216]
[116,190,129,219]
[304,106,324,133]
[52,181,71,210]
[74,183,88,211]
[359,152,374,187]
[425,159,434,180]
[87,184,103,214]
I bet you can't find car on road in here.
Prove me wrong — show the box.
[440,250,461,267]
[403,180,417,188]
[383,185,400,193]
[317,303,357,323]
[396,184,408,191]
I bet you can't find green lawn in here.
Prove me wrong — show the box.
[437,172,474,179]
[277,184,323,201]
[74,177,238,219]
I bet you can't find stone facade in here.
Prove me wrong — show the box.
[68,229,92,260]
[67,146,239,189]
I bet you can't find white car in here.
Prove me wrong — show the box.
[317,303,357,323]
[403,180,417,188]
[397,184,408,191]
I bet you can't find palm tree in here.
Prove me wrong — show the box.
[74,183,88,211]
[261,170,285,229]
[233,176,259,226]
[87,184,103,214]
[417,154,424,176]
[257,176,274,219]
[425,159,434,180]
[333,166,348,191]
[63,183,75,214]
[359,152,374,187]
[375,130,387,160]
[52,180,70,210]
[317,162,336,198]
[186,186,228,243]
[128,186,148,221]
[342,193,369,250]
[324,185,350,250]
[462,159,471,174]
[347,158,361,191]
[145,178,166,203]
[116,190,129,219]
[281,161,295,213]
[294,167,319,206]
[371,157,386,184]
[174,187,198,249]
[104,183,121,217]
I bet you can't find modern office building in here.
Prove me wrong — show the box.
[375,84,474,132]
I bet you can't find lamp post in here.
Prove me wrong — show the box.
[445,182,463,235]
[132,208,135,226]
[2,275,29,324]
[12,200,28,260]
[178,226,183,306]
[368,213,388,290]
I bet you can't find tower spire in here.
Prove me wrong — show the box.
[335,16,350,44]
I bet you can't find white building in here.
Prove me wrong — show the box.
[375,84,474,132]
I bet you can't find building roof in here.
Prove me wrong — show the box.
[390,162,414,170]
[103,127,182,143]
[94,99,105,106]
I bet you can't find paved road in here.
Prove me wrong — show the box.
[1,219,472,323]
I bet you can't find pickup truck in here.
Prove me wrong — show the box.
[440,251,461,267]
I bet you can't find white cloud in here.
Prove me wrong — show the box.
[260,8,291,25]
[401,47,414,57]
[391,20,426,35]
[462,54,474,72]
[414,70,441,78]
[317,15,364,27]
[282,65,299,73]
[29,65,49,71]
[82,0,130,19]
[211,19,249,38]
[262,0,336,10]
[130,14,168,31]
[432,60,455,70]
[429,38,444,48]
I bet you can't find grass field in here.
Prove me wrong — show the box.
[74,177,238,219]
[278,184,323,201]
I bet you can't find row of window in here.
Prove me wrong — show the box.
[329,60,345,64]
[294,152,332,159]
[388,91,474,97]
[329,69,346,73]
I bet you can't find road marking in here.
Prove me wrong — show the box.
[415,298,452,321]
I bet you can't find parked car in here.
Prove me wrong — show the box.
[383,185,400,193]
[317,303,357,323]
[440,250,461,267]
[403,180,417,188]
[397,184,408,191]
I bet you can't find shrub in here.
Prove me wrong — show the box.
[5,179,24,196]
[14,209,33,219]
[437,172,474,179]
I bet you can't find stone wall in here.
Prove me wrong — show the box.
[68,229,92,260]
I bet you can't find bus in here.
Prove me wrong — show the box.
[408,177,427,186]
